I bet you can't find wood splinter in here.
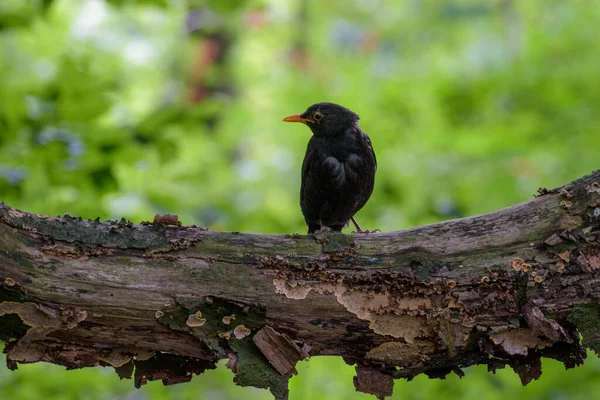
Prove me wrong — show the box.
[252,326,309,376]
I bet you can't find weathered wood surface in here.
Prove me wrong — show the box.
[1,170,600,399]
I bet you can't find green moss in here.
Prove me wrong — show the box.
[568,302,600,353]
[319,232,355,253]
[551,242,578,254]
[2,251,35,270]
[157,298,266,357]
[158,298,284,397]
[0,286,33,303]
[196,300,265,331]
[230,339,289,400]
[157,304,191,332]
[411,261,430,281]
[0,205,171,250]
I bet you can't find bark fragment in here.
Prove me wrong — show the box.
[253,326,309,375]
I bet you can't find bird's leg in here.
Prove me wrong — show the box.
[351,217,362,232]
[351,217,380,234]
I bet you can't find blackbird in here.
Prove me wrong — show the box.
[283,102,376,234]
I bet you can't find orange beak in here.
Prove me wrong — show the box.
[282,114,313,124]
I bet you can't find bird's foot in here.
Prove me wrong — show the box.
[350,217,380,234]
[352,228,381,234]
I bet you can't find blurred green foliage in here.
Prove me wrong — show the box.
[1,0,600,399]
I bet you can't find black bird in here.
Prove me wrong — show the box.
[283,102,376,234]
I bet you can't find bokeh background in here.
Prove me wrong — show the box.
[1,0,600,399]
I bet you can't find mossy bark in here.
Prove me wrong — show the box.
[1,170,600,399]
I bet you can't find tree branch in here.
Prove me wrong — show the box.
[1,170,600,399]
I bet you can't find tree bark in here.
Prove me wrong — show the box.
[1,170,600,399]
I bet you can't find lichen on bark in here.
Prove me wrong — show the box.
[0,170,600,399]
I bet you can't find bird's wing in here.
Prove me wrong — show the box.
[302,142,346,197]
[331,130,376,191]
[364,132,377,170]
[342,130,376,218]
[301,139,340,226]
[322,155,348,190]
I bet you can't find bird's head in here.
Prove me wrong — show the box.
[283,102,360,137]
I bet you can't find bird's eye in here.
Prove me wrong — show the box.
[314,112,323,122]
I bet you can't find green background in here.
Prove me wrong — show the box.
[1,0,599,398]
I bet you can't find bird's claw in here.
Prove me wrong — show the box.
[352,228,381,234]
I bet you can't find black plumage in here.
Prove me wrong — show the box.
[283,102,376,233]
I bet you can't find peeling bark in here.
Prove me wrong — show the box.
[1,170,600,399]
[253,326,309,375]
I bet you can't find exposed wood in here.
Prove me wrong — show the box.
[253,326,309,375]
[1,170,600,399]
